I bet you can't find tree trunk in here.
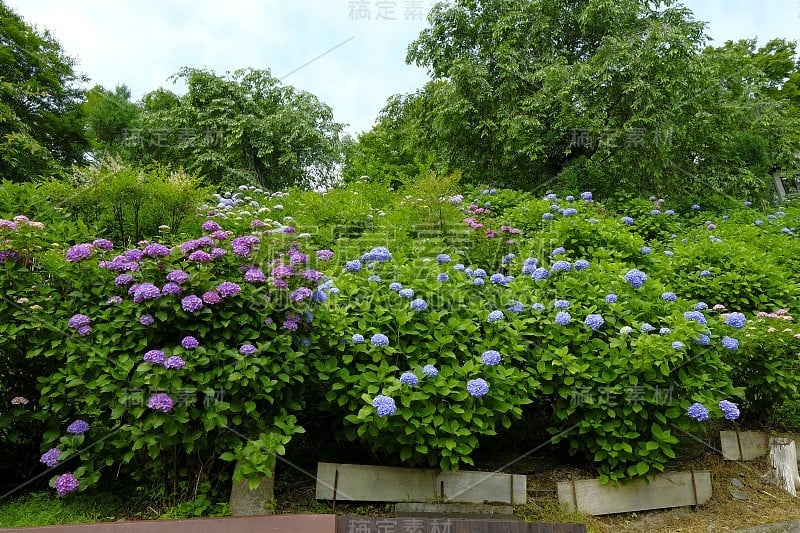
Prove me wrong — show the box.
[766,438,800,497]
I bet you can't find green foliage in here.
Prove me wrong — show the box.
[82,85,140,156]
[0,1,90,182]
[0,492,120,527]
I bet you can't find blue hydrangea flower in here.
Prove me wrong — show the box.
[422,365,438,378]
[574,259,590,271]
[651,209,661,215]
[621,216,635,225]
[532,267,550,281]
[695,302,708,311]
[699,270,712,278]
[562,207,578,216]
[624,269,647,289]
[453,263,465,272]
[555,311,571,326]
[659,327,672,335]
[777,211,786,217]
[721,336,739,350]
[481,350,502,366]
[345,260,362,272]
[551,247,566,257]
[389,282,402,291]
[372,395,397,417]
[467,378,490,398]
[566,195,575,202]
[464,268,474,277]
[487,310,504,323]
[542,213,553,221]
[361,247,393,263]
[410,298,428,311]
[436,254,451,264]
[662,292,677,302]
[768,215,777,220]
[368,275,382,283]
[665,209,675,216]
[352,334,364,344]
[664,251,674,257]
[684,311,708,325]
[672,341,684,350]
[437,272,449,282]
[719,400,740,420]
[605,294,618,304]
[688,403,709,421]
[725,312,746,329]
[691,204,700,210]
[398,288,414,298]
[371,334,389,347]
[554,299,570,309]
[502,253,515,264]
[782,228,794,235]
[532,303,545,311]
[507,302,524,313]
[544,193,557,201]
[755,219,763,226]
[473,268,487,279]
[641,323,655,332]
[490,273,505,284]
[641,247,652,255]
[585,314,604,331]
[474,278,485,287]
[581,191,592,201]
[400,371,419,386]
[694,334,711,346]
[551,260,571,272]
[744,201,752,207]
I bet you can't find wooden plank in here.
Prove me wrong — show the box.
[337,516,587,533]
[556,471,712,516]
[720,430,770,461]
[315,463,527,504]
[1,515,338,533]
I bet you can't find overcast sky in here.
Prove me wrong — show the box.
[6,0,800,135]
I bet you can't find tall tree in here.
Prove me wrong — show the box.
[400,0,796,201]
[0,1,89,181]
[129,68,344,190]
[82,84,140,156]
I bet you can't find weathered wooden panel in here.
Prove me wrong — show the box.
[556,471,712,515]
[720,430,770,461]
[1,515,338,533]
[337,516,587,533]
[316,463,527,504]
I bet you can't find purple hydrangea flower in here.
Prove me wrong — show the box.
[688,403,709,421]
[467,378,490,398]
[201,220,221,232]
[68,314,90,329]
[288,287,311,301]
[114,274,134,286]
[372,395,397,417]
[481,350,501,366]
[202,291,221,304]
[188,250,212,262]
[605,294,618,304]
[92,239,114,251]
[143,350,165,364]
[162,282,182,295]
[143,243,171,258]
[132,283,161,303]
[55,473,79,497]
[721,336,739,350]
[181,336,199,349]
[371,333,389,347]
[624,269,647,289]
[585,314,604,331]
[316,249,334,261]
[400,371,419,386]
[166,270,189,283]
[410,298,428,311]
[719,400,740,420]
[243,268,266,283]
[422,365,438,377]
[487,310,504,323]
[726,312,746,329]
[163,356,185,370]
[65,244,92,262]
[139,314,154,326]
[148,393,174,413]
[106,296,123,305]
[216,281,241,298]
[211,230,229,241]
[302,269,325,282]
[66,419,89,435]
[40,448,61,468]
[181,295,204,313]
[77,325,91,336]
[662,292,677,302]
[239,344,256,355]
[555,312,571,326]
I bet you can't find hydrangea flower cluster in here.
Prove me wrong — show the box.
[372,395,397,417]
[719,400,740,420]
[555,312,571,326]
[725,312,746,329]
[624,269,647,288]
[422,365,438,377]
[67,314,92,336]
[400,372,419,386]
[585,314,604,331]
[481,350,501,366]
[487,310,505,323]
[467,378,490,398]
[55,473,79,497]
[688,403,709,421]
[371,334,389,347]
[148,393,174,413]
[66,420,90,435]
